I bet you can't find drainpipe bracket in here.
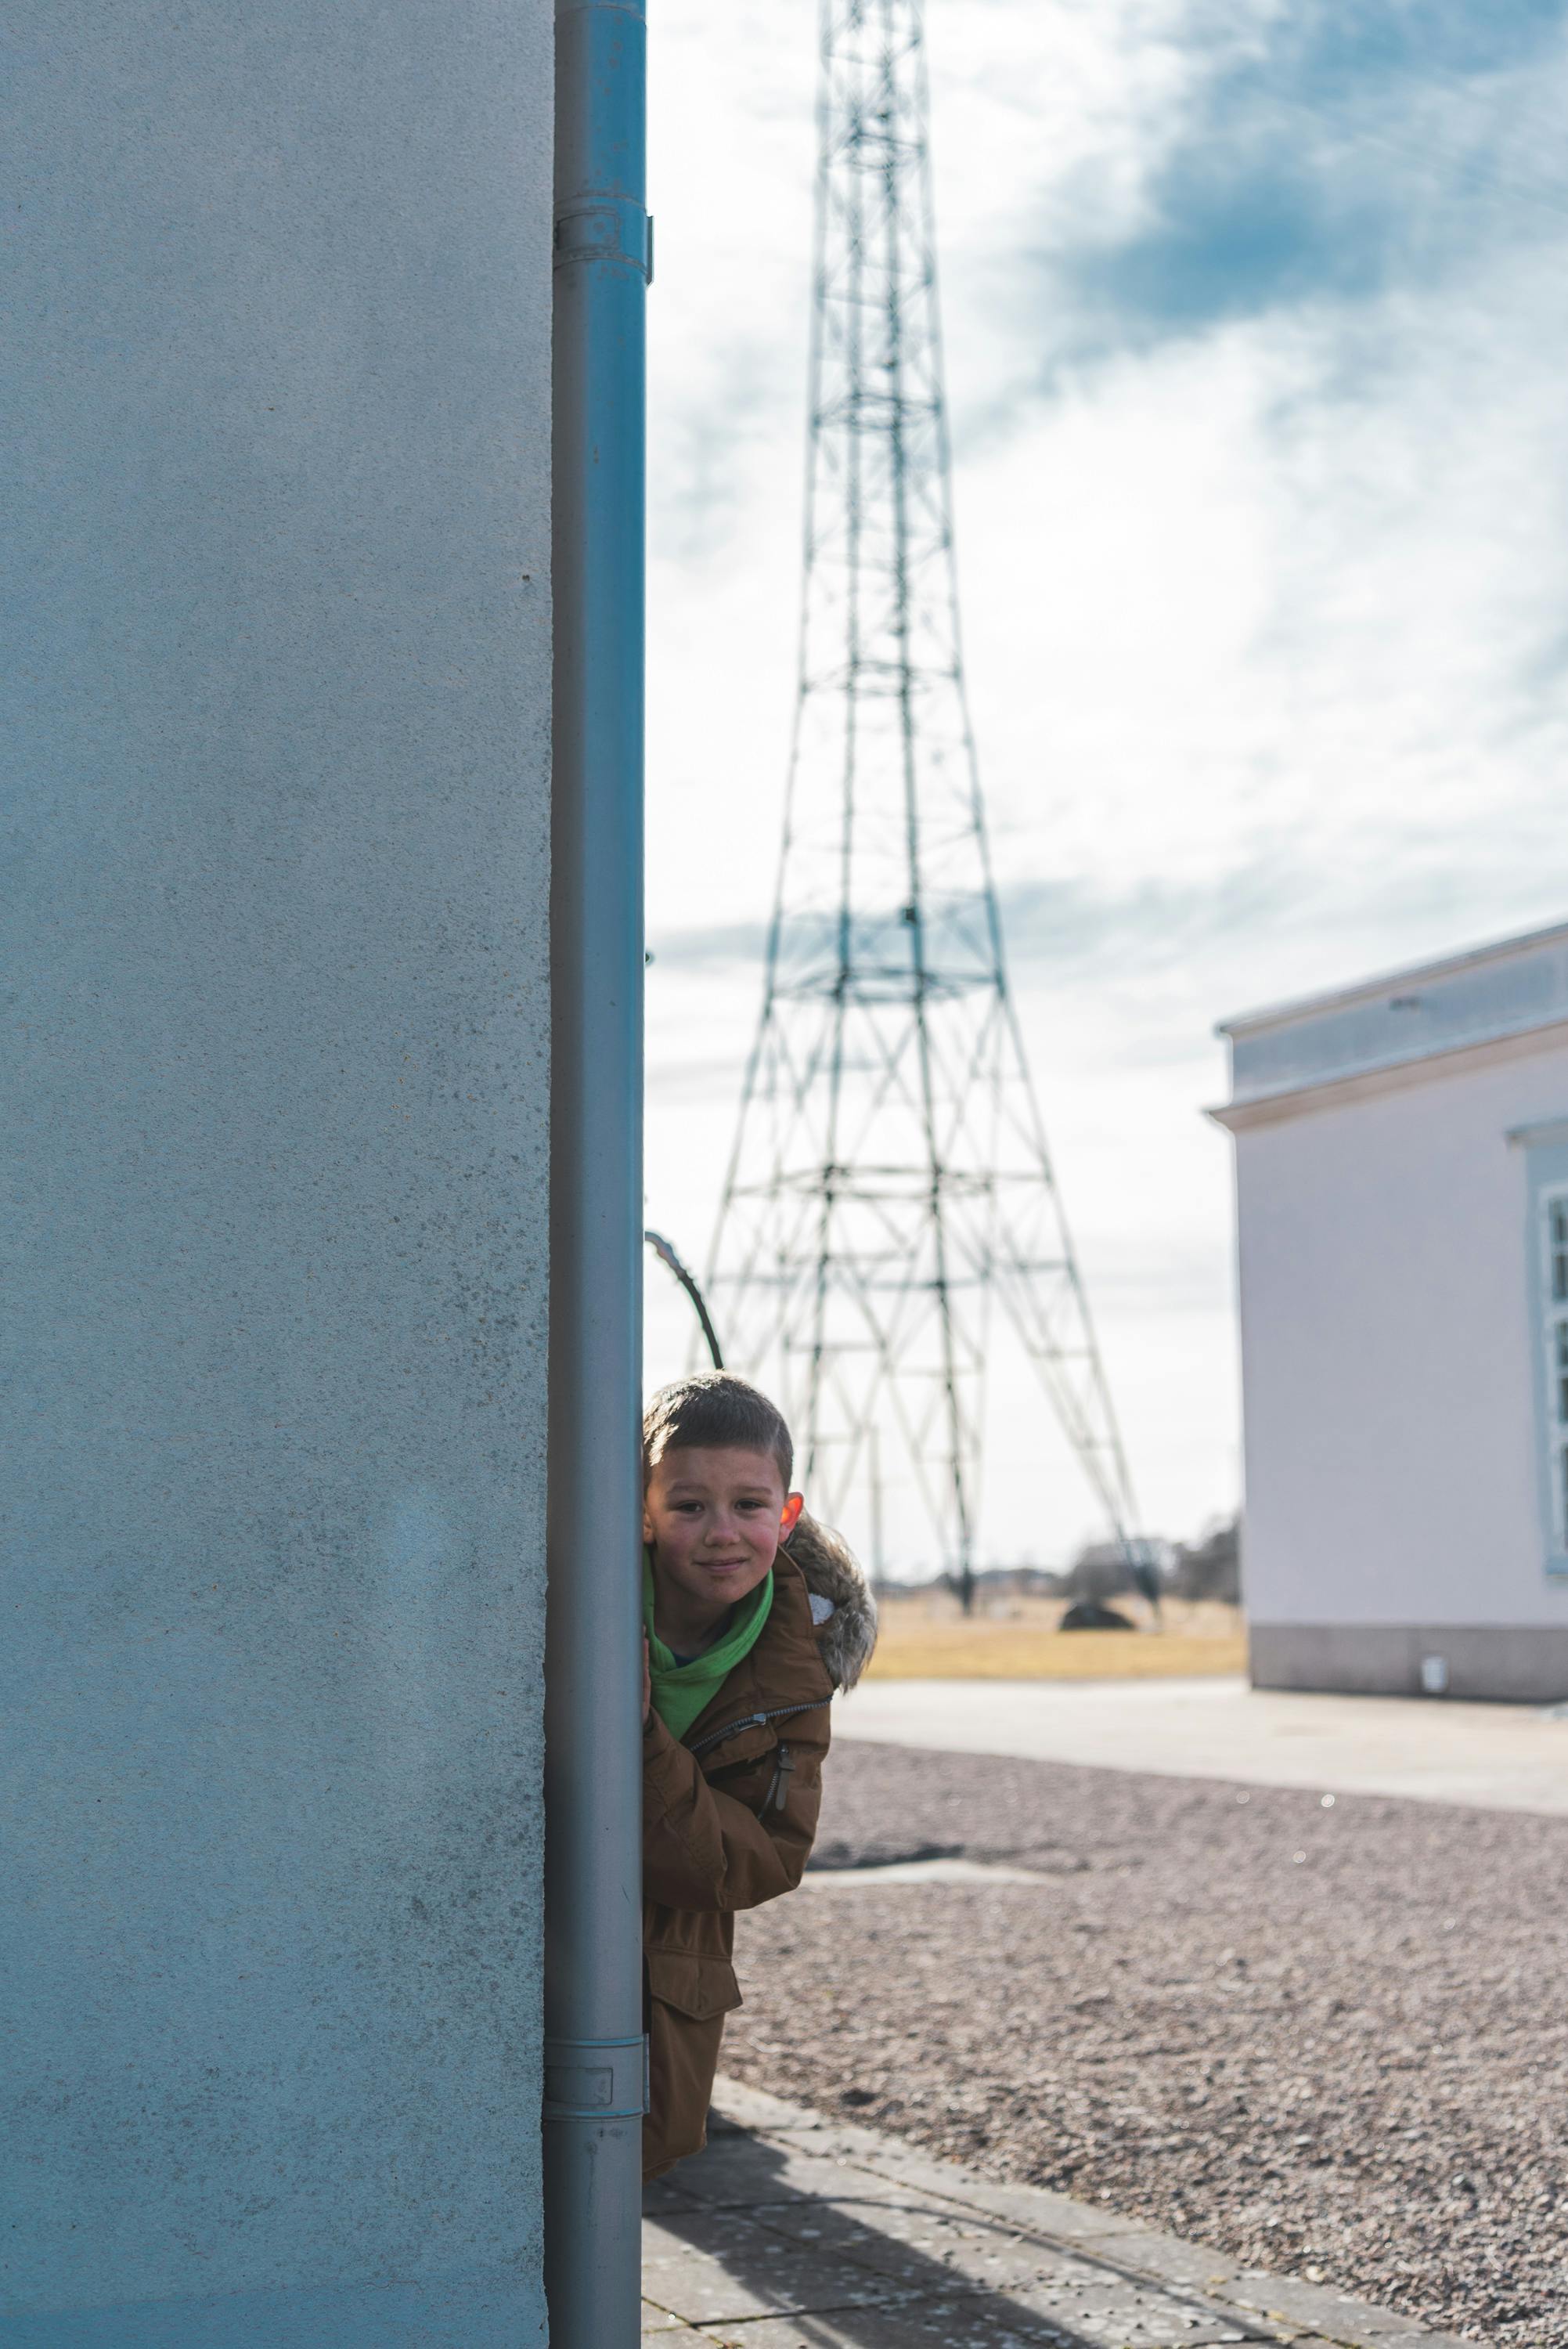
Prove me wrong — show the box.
[542,2032,649,2121]
[554,200,653,282]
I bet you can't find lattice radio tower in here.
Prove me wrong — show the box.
[708,0,1141,1604]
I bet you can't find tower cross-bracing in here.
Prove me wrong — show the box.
[708,0,1140,1602]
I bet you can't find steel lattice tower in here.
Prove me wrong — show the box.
[708,0,1141,1602]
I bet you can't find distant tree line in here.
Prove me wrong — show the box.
[1166,1517,1242,1605]
[1060,1517,1240,1608]
[890,1517,1242,1609]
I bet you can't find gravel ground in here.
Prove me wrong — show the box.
[719,1741,1568,2347]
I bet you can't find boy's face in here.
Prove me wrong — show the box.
[643,1445,804,1618]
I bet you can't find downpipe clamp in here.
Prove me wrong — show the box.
[554,200,653,282]
[542,2033,650,2122]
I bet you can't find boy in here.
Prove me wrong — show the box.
[640,1371,876,2179]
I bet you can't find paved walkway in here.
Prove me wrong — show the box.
[832,1674,1568,1813]
[643,2078,1466,2347]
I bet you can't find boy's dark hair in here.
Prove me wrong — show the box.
[643,1372,794,1490]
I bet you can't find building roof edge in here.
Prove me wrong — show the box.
[1214,915,1568,1043]
[1207,1012,1568,1132]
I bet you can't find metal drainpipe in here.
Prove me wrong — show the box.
[544,0,648,2340]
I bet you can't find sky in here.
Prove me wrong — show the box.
[640,0,1568,1576]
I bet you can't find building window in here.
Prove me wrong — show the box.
[1552,1196,1568,1304]
[1541,1189,1568,1554]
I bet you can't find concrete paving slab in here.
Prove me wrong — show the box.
[643,2214,911,2326]
[1220,2275,1445,2340]
[673,2145,927,2218]
[694,2304,1068,2347]
[765,2202,1111,2296]
[815,2139,1157,2247]
[654,2135,834,2208]
[705,2090,1130,2247]
[642,2080,1455,2349]
[1004,2272,1257,2343]
[832,1673,1568,1813]
[1086,2229,1245,2295]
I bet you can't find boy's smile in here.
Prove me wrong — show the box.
[643,1445,804,1655]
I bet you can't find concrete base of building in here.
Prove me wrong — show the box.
[1249,1622,1568,1703]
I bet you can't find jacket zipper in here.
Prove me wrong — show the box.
[763,1742,795,1813]
[687,1699,822,1763]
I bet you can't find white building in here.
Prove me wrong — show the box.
[1212,919,1568,1701]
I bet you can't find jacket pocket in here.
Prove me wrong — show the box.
[695,1722,777,1771]
[647,1948,744,2022]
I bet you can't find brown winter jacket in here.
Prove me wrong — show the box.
[641,1517,876,2179]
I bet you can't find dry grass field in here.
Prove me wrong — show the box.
[865,1590,1246,1680]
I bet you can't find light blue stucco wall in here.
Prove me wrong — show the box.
[3,7,553,2342]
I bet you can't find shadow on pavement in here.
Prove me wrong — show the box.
[641,2116,1256,2348]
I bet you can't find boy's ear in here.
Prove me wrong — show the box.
[641,1498,654,1546]
[779,1492,805,1540]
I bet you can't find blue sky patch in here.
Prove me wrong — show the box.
[1048,0,1568,349]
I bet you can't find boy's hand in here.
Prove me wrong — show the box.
[642,1631,652,1727]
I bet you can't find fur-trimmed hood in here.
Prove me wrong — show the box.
[782,1509,878,1692]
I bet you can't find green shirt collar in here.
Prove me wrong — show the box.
[643,1551,774,1742]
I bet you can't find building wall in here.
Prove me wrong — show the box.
[3,8,552,2342]
[1235,1037,1568,1697]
